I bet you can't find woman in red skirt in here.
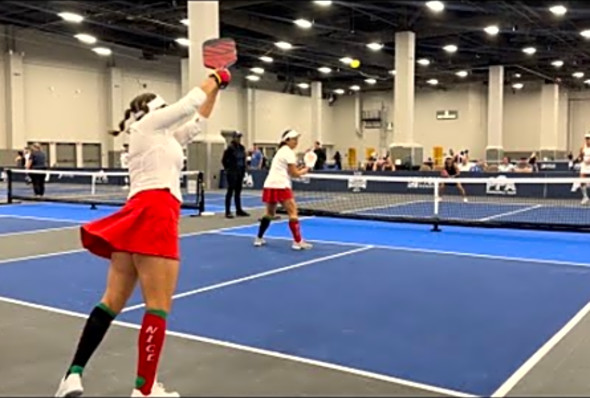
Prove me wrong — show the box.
[54,69,232,398]
[254,130,312,250]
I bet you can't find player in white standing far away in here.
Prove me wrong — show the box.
[254,129,313,250]
[572,132,590,205]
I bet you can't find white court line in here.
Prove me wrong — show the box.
[344,200,428,215]
[0,225,81,238]
[479,205,543,222]
[122,245,372,313]
[216,232,590,269]
[491,300,590,397]
[0,295,475,398]
[0,214,82,223]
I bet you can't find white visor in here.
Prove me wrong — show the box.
[281,129,300,141]
[148,95,167,111]
[585,132,590,138]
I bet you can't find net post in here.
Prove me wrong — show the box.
[431,177,442,232]
[191,171,205,217]
[6,169,13,204]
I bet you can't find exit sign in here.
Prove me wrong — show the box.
[436,110,458,120]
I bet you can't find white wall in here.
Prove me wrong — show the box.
[503,86,541,151]
[568,91,590,152]
[0,52,6,148]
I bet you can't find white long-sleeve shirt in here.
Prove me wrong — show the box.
[127,87,207,203]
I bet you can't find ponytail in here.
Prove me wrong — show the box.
[108,108,133,136]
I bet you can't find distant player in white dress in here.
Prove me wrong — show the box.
[577,133,590,205]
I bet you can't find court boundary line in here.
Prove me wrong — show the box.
[491,301,590,397]
[0,224,81,238]
[215,232,590,269]
[0,295,476,398]
[479,204,542,222]
[0,214,83,224]
[121,245,372,313]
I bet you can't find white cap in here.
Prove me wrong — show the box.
[281,129,301,141]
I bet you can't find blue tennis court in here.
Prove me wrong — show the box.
[0,215,589,396]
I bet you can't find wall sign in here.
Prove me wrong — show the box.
[436,110,459,120]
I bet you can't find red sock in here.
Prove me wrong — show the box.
[289,219,302,243]
[136,310,167,395]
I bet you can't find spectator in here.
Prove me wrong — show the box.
[313,141,327,170]
[250,146,263,170]
[26,143,47,197]
[15,151,25,168]
[459,157,471,172]
[333,151,342,170]
[222,131,249,218]
[528,152,539,172]
[514,157,533,173]
[498,157,515,173]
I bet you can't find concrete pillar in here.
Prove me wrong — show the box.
[486,65,504,163]
[106,67,123,168]
[5,50,26,150]
[390,31,422,165]
[539,83,560,161]
[180,58,189,96]
[186,0,226,189]
[311,81,323,145]
[76,143,83,168]
[246,87,255,149]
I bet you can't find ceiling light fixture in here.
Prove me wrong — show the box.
[443,44,458,53]
[92,47,112,56]
[275,41,293,50]
[426,1,445,12]
[389,70,396,75]
[365,78,377,85]
[259,56,273,63]
[427,79,439,85]
[318,66,332,74]
[581,30,590,39]
[181,18,189,26]
[175,38,190,46]
[549,5,567,16]
[251,67,265,75]
[456,70,468,78]
[333,89,345,95]
[552,60,564,68]
[417,58,431,66]
[584,79,590,85]
[573,71,585,79]
[58,12,84,23]
[367,42,384,51]
[246,75,261,82]
[512,83,524,90]
[313,0,332,6]
[297,83,310,89]
[514,73,522,78]
[294,19,313,29]
[340,56,353,64]
[484,25,500,36]
[522,46,537,55]
[74,33,97,44]
[350,85,361,91]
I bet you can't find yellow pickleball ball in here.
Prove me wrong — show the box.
[350,59,360,68]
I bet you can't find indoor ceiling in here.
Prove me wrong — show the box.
[1,0,590,95]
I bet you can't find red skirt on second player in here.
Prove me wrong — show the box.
[80,189,181,260]
[262,188,293,204]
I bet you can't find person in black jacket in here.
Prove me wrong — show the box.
[222,131,249,218]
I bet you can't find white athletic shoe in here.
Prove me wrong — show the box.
[253,238,266,247]
[463,197,469,203]
[572,182,581,192]
[582,197,589,206]
[292,241,313,251]
[55,373,83,397]
[131,382,179,397]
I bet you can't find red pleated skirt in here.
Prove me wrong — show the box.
[262,188,293,204]
[80,189,181,260]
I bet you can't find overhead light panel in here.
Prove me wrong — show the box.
[175,38,190,46]
[366,42,384,51]
[350,85,360,91]
[417,58,431,66]
[333,89,345,95]
[318,66,332,74]
[552,60,564,68]
[92,47,112,56]
[297,83,310,89]
[549,5,567,16]
[573,71,585,79]
[426,1,444,12]
[58,12,84,23]
[584,79,590,85]
[259,56,274,63]
[455,70,468,78]
[512,83,524,90]
[427,79,439,85]
[313,0,332,6]
[443,44,458,53]
[181,18,189,26]
[484,25,500,36]
[74,33,97,44]
[389,70,396,75]
[275,41,293,50]
[294,19,313,29]
[365,78,377,85]
[514,73,522,78]
[581,30,590,39]
[246,75,261,82]
[251,67,265,75]
[340,56,353,65]
[522,46,536,55]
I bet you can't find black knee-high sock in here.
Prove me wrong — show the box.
[66,303,116,377]
[257,215,272,238]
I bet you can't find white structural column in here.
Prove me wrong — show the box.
[76,143,84,168]
[187,0,226,188]
[180,58,189,96]
[486,65,504,162]
[5,50,26,150]
[311,81,323,144]
[539,83,560,160]
[106,67,123,167]
[246,87,255,149]
[390,31,422,164]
